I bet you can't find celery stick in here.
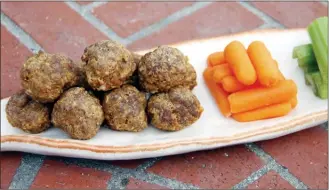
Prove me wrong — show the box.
[297,54,317,67]
[307,17,328,84]
[292,44,314,59]
[312,72,328,99]
[306,72,318,96]
[301,64,319,73]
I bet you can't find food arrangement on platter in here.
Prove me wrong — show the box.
[204,16,327,122]
[5,40,203,140]
[204,41,298,122]
[4,16,328,142]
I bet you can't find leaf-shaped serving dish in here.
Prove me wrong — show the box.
[1,29,327,160]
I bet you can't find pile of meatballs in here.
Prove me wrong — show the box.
[5,40,204,140]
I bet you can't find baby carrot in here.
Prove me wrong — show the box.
[228,79,297,113]
[290,96,298,109]
[203,67,231,117]
[232,102,292,122]
[273,60,285,81]
[207,52,225,67]
[212,64,233,83]
[221,75,246,93]
[274,60,298,109]
[248,41,281,87]
[224,41,257,85]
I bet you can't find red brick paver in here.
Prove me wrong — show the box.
[251,2,328,28]
[258,127,328,189]
[126,178,168,189]
[148,146,264,189]
[1,26,32,98]
[128,2,263,51]
[93,2,194,38]
[1,2,107,61]
[0,152,23,189]
[247,171,294,189]
[31,159,111,189]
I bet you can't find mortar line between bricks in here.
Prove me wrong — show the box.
[107,171,131,189]
[1,12,44,53]
[123,2,213,46]
[245,143,309,189]
[50,156,199,189]
[8,154,46,189]
[136,157,163,171]
[82,1,109,12]
[231,161,274,189]
[105,157,162,189]
[238,1,285,29]
[65,1,127,45]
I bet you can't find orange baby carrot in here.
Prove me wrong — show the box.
[228,79,297,113]
[224,41,257,85]
[203,67,231,117]
[207,52,225,67]
[232,102,292,122]
[290,96,298,109]
[274,60,298,109]
[212,64,233,83]
[221,75,246,93]
[248,41,281,87]
[273,60,285,81]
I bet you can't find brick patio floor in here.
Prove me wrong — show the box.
[1,1,328,189]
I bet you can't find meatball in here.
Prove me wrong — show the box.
[103,85,147,132]
[82,40,136,91]
[5,90,50,133]
[138,46,197,93]
[71,60,89,89]
[20,51,80,103]
[51,87,104,140]
[147,87,203,131]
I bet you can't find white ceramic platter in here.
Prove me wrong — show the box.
[1,29,327,160]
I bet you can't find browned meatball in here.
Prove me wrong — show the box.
[20,51,80,103]
[5,90,50,133]
[51,87,104,140]
[71,60,89,89]
[103,85,147,132]
[82,40,136,91]
[147,87,203,131]
[138,46,197,93]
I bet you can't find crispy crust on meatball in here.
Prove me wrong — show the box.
[103,85,147,132]
[5,90,50,133]
[82,40,136,91]
[147,87,203,131]
[51,87,104,140]
[20,51,79,103]
[138,46,197,93]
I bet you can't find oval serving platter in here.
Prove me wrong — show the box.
[1,28,327,160]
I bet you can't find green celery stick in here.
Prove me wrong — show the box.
[306,72,318,96]
[308,17,328,84]
[297,54,317,67]
[301,64,319,73]
[312,72,328,99]
[293,44,315,59]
